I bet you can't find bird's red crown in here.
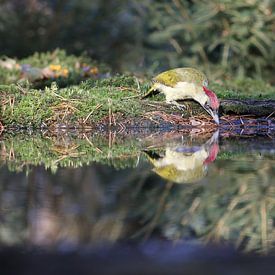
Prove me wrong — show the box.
[204,143,219,164]
[203,86,219,110]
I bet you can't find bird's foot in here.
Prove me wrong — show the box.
[169,101,186,111]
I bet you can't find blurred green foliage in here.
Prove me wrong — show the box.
[0,0,274,81]
[142,0,275,80]
[0,0,139,70]
[0,49,109,87]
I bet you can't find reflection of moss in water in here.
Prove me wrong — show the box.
[218,152,275,161]
[0,133,275,252]
[129,159,275,253]
[1,134,274,173]
[0,134,141,172]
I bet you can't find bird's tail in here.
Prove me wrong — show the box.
[141,86,160,99]
[143,150,161,162]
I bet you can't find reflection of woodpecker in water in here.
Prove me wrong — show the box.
[143,131,219,184]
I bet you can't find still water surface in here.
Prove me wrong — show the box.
[0,131,274,254]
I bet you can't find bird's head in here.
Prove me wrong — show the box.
[200,86,220,124]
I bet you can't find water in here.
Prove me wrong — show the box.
[0,130,274,255]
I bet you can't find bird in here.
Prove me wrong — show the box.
[143,131,219,184]
[142,67,220,124]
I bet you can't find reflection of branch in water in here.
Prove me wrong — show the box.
[51,147,86,166]
[108,130,117,159]
[205,183,248,243]
[83,133,103,153]
[261,200,268,254]
[132,157,275,253]
[133,181,174,240]
[200,164,274,253]
[181,196,201,226]
[144,181,173,241]
[130,171,151,198]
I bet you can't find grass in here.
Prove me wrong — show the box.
[210,78,275,100]
[0,76,152,127]
[0,49,109,87]
[1,50,275,128]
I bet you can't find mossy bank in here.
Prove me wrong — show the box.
[1,51,275,130]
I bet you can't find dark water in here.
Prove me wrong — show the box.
[0,130,275,274]
[0,130,274,254]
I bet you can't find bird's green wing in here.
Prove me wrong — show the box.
[154,70,183,87]
[155,68,208,87]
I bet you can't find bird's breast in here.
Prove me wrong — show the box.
[161,82,200,102]
[156,149,208,171]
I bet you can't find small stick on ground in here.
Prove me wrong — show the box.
[266,111,275,119]
[83,104,102,124]
[108,98,112,126]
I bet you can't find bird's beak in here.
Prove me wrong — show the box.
[203,104,219,125]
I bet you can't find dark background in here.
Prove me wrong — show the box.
[0,0,274,80]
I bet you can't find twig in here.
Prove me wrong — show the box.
[83,133,103,153]
[83,104,102,123]
[123,95,141,100]
[108,98,112,126]
[266,111,275,119]
[143,181,174,241]
[240,117,244,125]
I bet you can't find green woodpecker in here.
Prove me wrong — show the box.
[143,131,219,184]
[143,67,220,124]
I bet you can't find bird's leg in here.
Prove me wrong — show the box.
[168,100,186,111]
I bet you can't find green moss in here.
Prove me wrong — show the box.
[1,51,275,128]
[210,78,275,100]
[0,74,156,127]
[82,74,138,88]
[1,85,55,127]
[1,74,275,127]
[0,49,110,87]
